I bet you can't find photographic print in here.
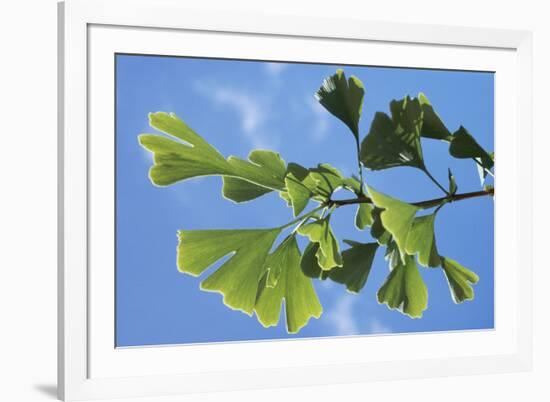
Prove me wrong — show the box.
[115,55,494,347]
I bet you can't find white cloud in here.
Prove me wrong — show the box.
[305,96,330,143]
[193,81,277,149]
[264,62,287,77]
[325,295,359,336]
[366,318,392,334]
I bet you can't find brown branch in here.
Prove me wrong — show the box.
[328,188,494,209]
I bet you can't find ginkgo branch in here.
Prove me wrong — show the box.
[328,187,494,209]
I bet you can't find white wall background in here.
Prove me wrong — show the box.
[0,0,548,401]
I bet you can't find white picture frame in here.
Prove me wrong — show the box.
[58,0,533,400]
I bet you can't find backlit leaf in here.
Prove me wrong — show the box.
[360,96,425,171]
[418,93,452,140]
[441,257,479,303]
[405,213,441,267]
[367,186,420,262]
[355,203,374,230]
[255,236,323,333]
[330,240,378,293]
[222,177,272,203]
[377,254,428,318]
[140,113,287,200]
[139,112,232,185]
[177,227,281,315]
[300,240,378,293]
[315,69,365,140]
[370,207,391,245]
[297,218,343,270]
[285,172,313,216]
[449,126,494,184]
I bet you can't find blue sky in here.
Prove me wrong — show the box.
[115,55,494,347]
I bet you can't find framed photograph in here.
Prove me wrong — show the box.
[58,0,533,400]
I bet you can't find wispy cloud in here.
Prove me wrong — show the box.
[193,81,277,149]
[325,294,359,336]
[366,318,392,334]
[264,62,287,77]
[305,96,330,143]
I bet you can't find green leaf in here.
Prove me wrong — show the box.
[330,240,378,293]
[300,240,378,293]
[222,177,272,203]
[315,69,365,140]
[449,126,494,184]
[285,172,313,216]
[418,93,452,140]
[139,112,232,186]
[255,236,323,333]
[370,208,391,245]
[297,218,343,270]
[405,214,441,267]
[355,203,374,230]
[441,257,479,303]
[282,163,346,215]
[177,227,281,315]
[139,113,288,199]
[360,96,425,171]
[377,255,428,318]
[367,186,420,262]
[448,168,458,195]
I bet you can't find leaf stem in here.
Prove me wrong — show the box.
[278,205,325,230]
[329,187,494,209]
[473,158,495,178]
[355,139,365,195]
[422,168,450,196]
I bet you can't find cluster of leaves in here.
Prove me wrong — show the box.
[139,69,494,334]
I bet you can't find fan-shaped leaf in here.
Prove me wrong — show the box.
[330,240,378,293]
[405,213,441,267]
[355,203,374,230]
[418,93,452,140]
[177,227,281,315]
[315,69,365,140]
[377,254,428,318]
[139,113,287,201]
[255,236,322,333]
[300,240,378,293]
[449,126,494,184]
[367,186,420,262]
[297,218,343,270]
[360,96,425,171]
[441,257,479,303]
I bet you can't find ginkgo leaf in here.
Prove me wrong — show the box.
[300,242,330,280]
[418,93,452,140]
[139,112,232,185]
[177,227,281,315]
[360,96,425,171]
[308,163,345,196]
[370,207,391,245]
[355,203,374,230]
[255,236,322,333]
[139,113,287,197]
[283,163,346,215]
[315,69,365,140]
[367,186,420,262]
[222,176,272,203]
[441,257,479,303]
[297,218,343,270]
[405,213,441,267]
[449,126,494,184]
[329,240,378,293]
[377,254,428,318]
[285,172,313,216]
[300,240,378,293]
